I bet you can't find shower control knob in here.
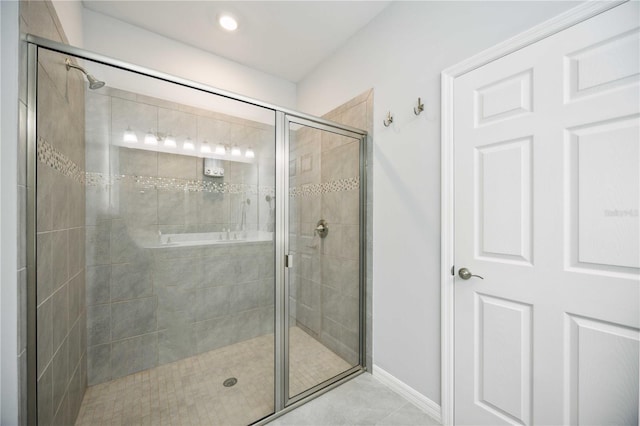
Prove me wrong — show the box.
[315,220,329,238]
[458,268,484,280]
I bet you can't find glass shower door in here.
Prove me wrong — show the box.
[286,117,364,402]
[33,47,278,426]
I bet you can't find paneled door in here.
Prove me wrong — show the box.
[453,2,639,425]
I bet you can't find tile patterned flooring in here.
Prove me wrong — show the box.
[269,373,441,426]
[75,327,351,425]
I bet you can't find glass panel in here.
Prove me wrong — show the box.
[287,122,361,399]
[36,48,276,425]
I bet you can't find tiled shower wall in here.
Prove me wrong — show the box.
[322,90,373,369]
[289,90,372,365]
[19,1,88,425]
[85,88,276,385]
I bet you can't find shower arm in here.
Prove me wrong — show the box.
[65,58,88,75]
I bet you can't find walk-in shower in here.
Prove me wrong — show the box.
[26,35,368,425]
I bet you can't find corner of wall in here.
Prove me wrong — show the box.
[1,0,21,424]
[50,0,84,48]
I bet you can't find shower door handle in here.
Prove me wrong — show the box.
[285,254,293,268]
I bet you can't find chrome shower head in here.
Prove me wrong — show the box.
[86,74,105,90]
[65,58,105,90]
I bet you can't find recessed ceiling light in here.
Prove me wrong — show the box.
[219,15,238,31]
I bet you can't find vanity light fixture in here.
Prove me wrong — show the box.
[123,127,138,143]
[164,134,177,148]
[219,14,238,31]
[231,144,241,156]
[183,137,195,151]
[215,144,226,155]
[245,147,255,158]
[201,140,212,154]
[144,130,158,145]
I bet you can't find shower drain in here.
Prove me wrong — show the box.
[223,377,238,387]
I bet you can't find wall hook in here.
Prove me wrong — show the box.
[414,97,424,115]
[383,111,394,127]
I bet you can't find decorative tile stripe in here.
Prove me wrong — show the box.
[37,137,85,184]
[38,138,358,198]
[290,177,359,198]
[86,172,276,196]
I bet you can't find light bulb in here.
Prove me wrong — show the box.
[245,147,255,158]
[164,134,176,148]
[201,141,212,154]
[215,144,226,155]
[183,137,195,151]
[144,131,158,145]
[123,127,137,143]
[219,15,238,31]
[231,145,241,156]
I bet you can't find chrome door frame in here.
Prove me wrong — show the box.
[24,34,367,425]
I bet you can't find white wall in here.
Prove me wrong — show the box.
[0,1,20,423]
[82,9,297,109]
[297,1,580,404]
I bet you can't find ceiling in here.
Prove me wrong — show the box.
[82,1,392,82]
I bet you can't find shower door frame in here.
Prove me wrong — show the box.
[25,34,368,425]
[281,115,368,408]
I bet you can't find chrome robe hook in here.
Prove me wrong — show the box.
[414,97,424,115]
[383,111,394,127]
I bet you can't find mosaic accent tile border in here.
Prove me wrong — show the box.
[38,137,358,198]
[86,172,275,196]
[85,173,358,197]
[37,137,85,184]
[290,177,359,198]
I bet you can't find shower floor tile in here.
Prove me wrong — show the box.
[75,327,351,426]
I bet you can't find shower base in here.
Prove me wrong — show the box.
[75,327,351,425]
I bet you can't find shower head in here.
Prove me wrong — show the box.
[65,58,105,90]
[86,74,105,90]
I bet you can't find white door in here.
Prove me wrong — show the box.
[454,3,639,425]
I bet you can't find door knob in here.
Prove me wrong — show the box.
[458,268,484,280]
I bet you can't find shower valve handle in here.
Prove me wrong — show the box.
[315,220,329,238]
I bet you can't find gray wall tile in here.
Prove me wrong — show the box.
[158,328,195,365]
[111,297,157,340]
[158,152,197,179]
[68,227,84,278]
[37,364,53,426]
[37,232,53,305]
[86,222,111,266]
[68,362,84,424]
[194,286,230,322]
[195,316,233,353]
[86,265,110,306]
[51,339,68,416]
[111,333,158,379]
[87,304,110,346]
[87,344,111,386]
[68,319,82,375]
[155,256,203,289]
[37,298,53,378]
[111,262,153,301]
[51,230,68,291]
[51,284,68,354]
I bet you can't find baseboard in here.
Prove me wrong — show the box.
[372,365,442,423]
